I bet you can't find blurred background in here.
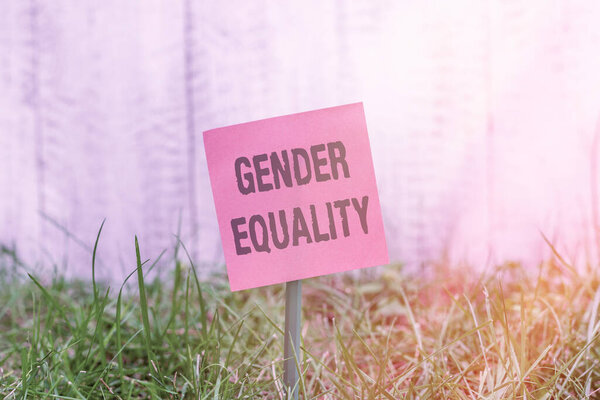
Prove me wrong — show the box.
[1,1,600,281]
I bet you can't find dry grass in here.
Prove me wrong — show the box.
[1,240,599,399]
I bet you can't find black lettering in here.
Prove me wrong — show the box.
[234,157,255,194]
[292,148,312,185]
[310,144,331,182]
[351,196,369,234]
[333,199,351,237]
[253,154,273,192]
[292,207,313,245]
[249,215,271,253]
[271,150,293,189]
[268,210,290,249]
[231,217,251,255]
[310,204,329,242]
[326,202,337,240]
[328,141,350,180]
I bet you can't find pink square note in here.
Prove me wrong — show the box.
[203,103,388,291]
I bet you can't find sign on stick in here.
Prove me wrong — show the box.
[203,103,388,291]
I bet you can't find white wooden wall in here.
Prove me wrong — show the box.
[1,1,600,281]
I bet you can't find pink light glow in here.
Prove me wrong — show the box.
[1,1,599,280]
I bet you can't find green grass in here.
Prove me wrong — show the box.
[1,239,599,399]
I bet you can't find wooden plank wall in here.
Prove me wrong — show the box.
[1,1,599,281]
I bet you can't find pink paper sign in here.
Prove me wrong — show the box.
[203,103,389,291]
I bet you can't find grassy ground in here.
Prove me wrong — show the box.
[1,238,599,399]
